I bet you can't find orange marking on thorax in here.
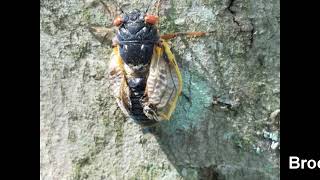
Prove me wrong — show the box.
[145,15,158,25]
[113,16,123,26]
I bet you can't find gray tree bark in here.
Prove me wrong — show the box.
[40,0,280,179]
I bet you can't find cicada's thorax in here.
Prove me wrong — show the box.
[115,9,160,126]
[117,12,159,66]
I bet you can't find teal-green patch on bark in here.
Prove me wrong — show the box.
[131,164,176,180]
[163,71,212,130]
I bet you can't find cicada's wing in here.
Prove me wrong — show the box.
[108,46,131,117]
[145,40,183,121]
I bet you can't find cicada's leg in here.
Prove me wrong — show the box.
[153,0,213,38]
[89,26,116,45]
[155,0,161,19]
[161,31,216,40]
[89,1,119,45]
[99,0,121,18]
[145,0,162,29]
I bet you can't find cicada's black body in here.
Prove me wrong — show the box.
[117,10,160,66]
[114,10,159,126]
[127,77,154,126]
[109,9,182,127]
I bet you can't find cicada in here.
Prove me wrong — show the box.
[90,0,211,126]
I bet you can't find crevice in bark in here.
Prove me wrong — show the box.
[198,165,224,180]
[227,0,255,49]
[227,0,236,14]
[249,20,255,48]
[227,0,241,27]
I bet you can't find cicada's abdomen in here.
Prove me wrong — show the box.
[127,77,157,126]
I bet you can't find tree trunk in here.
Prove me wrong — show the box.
[40,0,280,179]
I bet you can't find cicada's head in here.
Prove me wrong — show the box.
[113,9,160,67]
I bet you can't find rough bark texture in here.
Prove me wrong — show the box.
[40,0,280,179]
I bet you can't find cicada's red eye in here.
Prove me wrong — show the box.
[113,16,123,26]
[144,15,158,25]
